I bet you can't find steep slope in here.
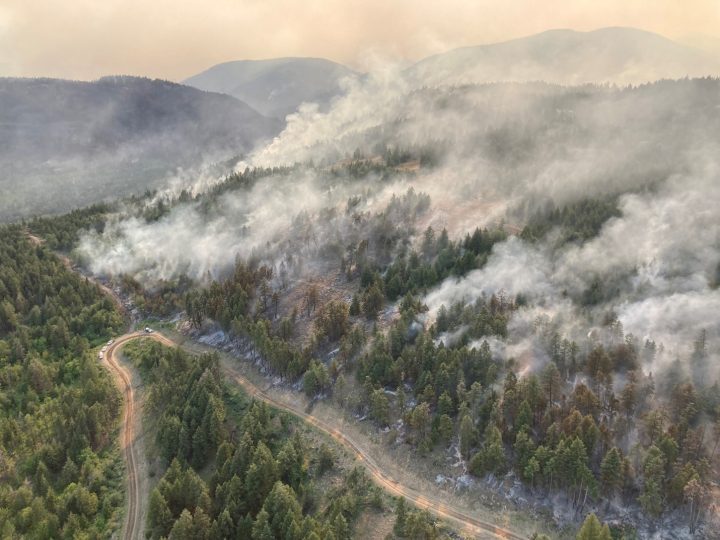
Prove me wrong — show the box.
[0,76,281,220]
[184,57,358,118]
[407,27,720,87]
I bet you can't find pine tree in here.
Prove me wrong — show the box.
[168,509,194,540]
[147,488,173,539]
[514,430,536,473]
[245,442,279,512]
[516,400,533,434]
[436,414,454,446]
[261,482,302,540]
[638,445,666,517]
[541,361,562,403]
[251,509,274,540]
[212,508,234,539]
[438,391,454,416]
[191,508,211,540]
[362,284,385,319]
[332,512,350,540]
[600,447,623,498]
[684,478,707,533]
[459,414,476,458]
[369,389,390,426]
[394,497,408,536]
[469,424,505,476]
[524,457,540,487]
[576,513,611,540]
[349,294,360,316]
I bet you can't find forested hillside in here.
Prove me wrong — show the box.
[0,226,125,538]
[163,185,718,537]
[0,76,281,221]
[26,76,720,538]
[122,339,397,539]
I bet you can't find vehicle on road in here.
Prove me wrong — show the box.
[98,352,103,359]
[144,327,153,333]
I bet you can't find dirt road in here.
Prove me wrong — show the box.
[104,335,147,540]
[109,331,526,540]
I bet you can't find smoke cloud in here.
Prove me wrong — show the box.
[77,65,720,381]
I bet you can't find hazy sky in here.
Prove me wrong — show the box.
[1,0,718,81]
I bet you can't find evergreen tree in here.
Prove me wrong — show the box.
[576,513,611,540]
[369,389,390,426]
[638,446,666,517]
[147,488,174,539]
[245,442,280,512]
[394,497,408,536]
[600,447,623,498]
[168,509,194,540]
[459,414,476,458]
[252,509,274,540]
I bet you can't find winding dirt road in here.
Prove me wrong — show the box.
[104,334,146,540]
[107,331,526,540]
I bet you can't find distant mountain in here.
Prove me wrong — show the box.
[0,76,281,220]
[407,27,720,87]
[184,57,358,118]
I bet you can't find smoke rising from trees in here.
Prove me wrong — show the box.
[78,70,720,380]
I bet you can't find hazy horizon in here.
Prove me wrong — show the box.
[1,0,719,81]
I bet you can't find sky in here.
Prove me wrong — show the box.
[1,0,719,81]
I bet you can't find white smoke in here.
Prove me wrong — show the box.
[424,161,720,373]
[73,66,720,381]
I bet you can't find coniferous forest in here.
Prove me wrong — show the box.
[0,226,125,538]
[123,339,387,540]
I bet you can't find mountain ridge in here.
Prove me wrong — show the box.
[406,26,720,86]
[183,27,720,120]
[183,57,358,118]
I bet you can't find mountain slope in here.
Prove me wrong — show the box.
[407,27,720,87]
[0,76,281,220]
[184,57,358,118]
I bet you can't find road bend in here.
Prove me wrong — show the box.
[108,331,527,540]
